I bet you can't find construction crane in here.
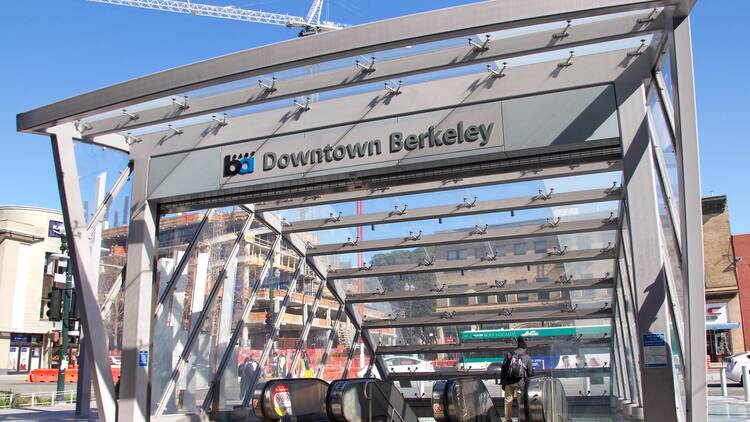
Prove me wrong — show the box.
[87,0,345,36]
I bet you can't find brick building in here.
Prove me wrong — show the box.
[702,195,744,362]
[730,233,750,353]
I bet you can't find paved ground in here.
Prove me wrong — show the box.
[0,375,76,394]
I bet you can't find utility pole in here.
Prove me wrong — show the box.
[56,237,73,395]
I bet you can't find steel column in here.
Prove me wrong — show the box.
[48,125,117,422]
[670,17,707,422]
[617,74,678,420]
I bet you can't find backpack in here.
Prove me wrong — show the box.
[508,353,528,380]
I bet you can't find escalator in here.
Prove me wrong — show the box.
[431,378,499,422]
[327,378,419,422]
[251,378,419,422]
[251,378,330,421]
[431,377,569,422]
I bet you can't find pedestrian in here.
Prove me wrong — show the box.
[301,350,312,377]
[500,336,534,422]
[278,352,287,377]
[272,352,279,377]
[239,357,252,399]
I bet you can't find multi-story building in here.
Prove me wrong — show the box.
[702,195,745,363]
[0,206,65,374]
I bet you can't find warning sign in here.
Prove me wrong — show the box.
[271,384,292,416]
[642,333,668,368]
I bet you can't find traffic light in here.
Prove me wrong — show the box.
[46,289,63,321]
[69,290,80,321]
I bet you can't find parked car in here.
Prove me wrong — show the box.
[357,356,434,378]
[384,356,434,373]
[724,352,750,384]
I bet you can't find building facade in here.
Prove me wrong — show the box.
[702,196,744,363]
[0,206,64,374]
[730,233,750,353]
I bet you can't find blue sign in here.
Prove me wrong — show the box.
[48,220,65,238]
[643,333,668,368]
[138,350,149,367]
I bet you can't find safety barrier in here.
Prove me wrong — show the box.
[0,390,94,409]
[28,367,121,383]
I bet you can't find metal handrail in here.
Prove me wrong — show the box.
[365,380,406,422]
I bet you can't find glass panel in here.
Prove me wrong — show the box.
[667,296,687,422]
[151,206,258,416]
[648,89,681,226]
[316,309,350,382]
[654,167,687,337]
[287,284,339,379]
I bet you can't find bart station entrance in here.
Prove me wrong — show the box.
[17,1,705,421]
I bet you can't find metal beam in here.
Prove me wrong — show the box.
[18,0,689,132]
[315,305,345,379]
[328,248,615,280]
[346,276,614,304]
[671,17,706,422]
[154,213,254,417]
[254,160,622,215]
[285,277,329,380]
[244,258,307,406]
[131,49,646,159]
[375,338,610,355]
[387,366,610,381]
[200,234,280,412]
[82,11,664,138]
[153,208,215,320]
[291,188,620,235]
[617,70,678,420]
[85,163,132,233]
[48,125,117,422]
[341,329,362,379]
[362,307,611,329]
[99,266,123,317]
[309,218,618,257]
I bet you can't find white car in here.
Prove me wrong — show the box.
[357,356,434,378]
[724,352,750,384]
[384,356,434,374]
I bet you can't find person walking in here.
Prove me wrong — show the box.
[500,336,534,422]
[239,357,252,399]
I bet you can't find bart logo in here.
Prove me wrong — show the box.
[223,152,255,177]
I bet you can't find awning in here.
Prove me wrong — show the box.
[706,322,740,331]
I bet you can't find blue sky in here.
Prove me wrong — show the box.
[1,1,747,232]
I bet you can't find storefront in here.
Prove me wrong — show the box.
[705,303,741,362]
[7,333,43,374]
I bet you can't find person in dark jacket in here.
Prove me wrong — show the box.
[500,336,534,422]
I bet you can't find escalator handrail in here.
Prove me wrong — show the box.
[364,379,406,422]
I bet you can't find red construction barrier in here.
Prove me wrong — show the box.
[28,366,121,383]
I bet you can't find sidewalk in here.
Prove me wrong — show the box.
[708,396,750,421]
[0,404,98,421]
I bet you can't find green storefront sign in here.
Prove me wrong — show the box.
[460,325,611,341]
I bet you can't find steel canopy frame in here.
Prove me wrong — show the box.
[17,0,694,133]
[16,1,705,421]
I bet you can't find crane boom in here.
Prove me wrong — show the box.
[87,0,344,33]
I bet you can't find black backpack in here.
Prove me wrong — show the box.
[509,353,528,380]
